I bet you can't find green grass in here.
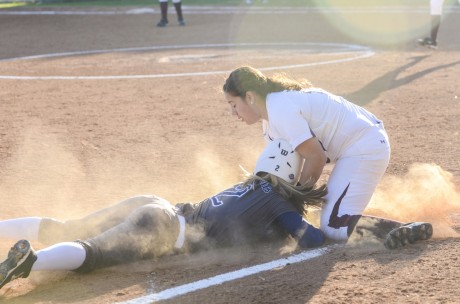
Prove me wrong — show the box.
[0,2,28,8]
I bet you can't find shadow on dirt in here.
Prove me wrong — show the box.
[345,56,460,106]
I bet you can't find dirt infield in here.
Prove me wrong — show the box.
[1,4,460,303]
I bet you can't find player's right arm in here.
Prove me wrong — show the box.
[295,138,327,185]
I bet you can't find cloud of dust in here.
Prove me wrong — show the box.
[1,121,264,217]
[0,127,87,218]
[193,148,237,195]
[366,163,460,238]
[192,141,263,197]
[0,124,172,220]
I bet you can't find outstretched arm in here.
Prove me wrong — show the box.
[275,212,325,248]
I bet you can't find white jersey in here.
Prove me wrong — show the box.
[262,89,383,163]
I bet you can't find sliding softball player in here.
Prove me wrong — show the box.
[0,139,326,289]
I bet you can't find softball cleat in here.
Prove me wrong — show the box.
[417,37,438,49]
[384,222,433,250]
[0,240,37,289]
[156,19,168,27]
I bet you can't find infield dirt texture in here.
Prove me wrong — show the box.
[0,2,460,303]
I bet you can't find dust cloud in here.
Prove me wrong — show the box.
[366,163,460,238]
[0,123,262,222]
[191,140,263,197]
[0,127,88,219]
[0,125,173,221]
[192,147,238,197]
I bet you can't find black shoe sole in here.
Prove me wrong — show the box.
[0,240,37,289]
[384,222,433,250]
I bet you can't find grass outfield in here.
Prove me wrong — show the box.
[0,0,447,9]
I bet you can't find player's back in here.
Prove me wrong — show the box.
[188,180,297,247]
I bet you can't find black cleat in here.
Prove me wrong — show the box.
[384,222,433,250]
[157,19,168,27]
[178,19,186,26]
[417,37,437,49]
[0,240,37,289]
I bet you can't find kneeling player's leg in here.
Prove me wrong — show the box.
[320,154,389,241]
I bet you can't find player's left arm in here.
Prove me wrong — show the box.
[275,212,325,248]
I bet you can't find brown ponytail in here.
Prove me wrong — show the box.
[223,66,312,100]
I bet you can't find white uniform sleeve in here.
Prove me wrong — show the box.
[266,93,314,150]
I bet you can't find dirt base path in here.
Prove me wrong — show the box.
[0,4,459,303]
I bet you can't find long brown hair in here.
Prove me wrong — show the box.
[243,173,327,214]
[223,66,313,100]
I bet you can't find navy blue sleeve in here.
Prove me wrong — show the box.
[275,212,325,248]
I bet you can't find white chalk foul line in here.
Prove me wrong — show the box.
[0,42,374,80]
[118,245,337,304]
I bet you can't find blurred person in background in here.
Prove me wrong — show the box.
[156,0,185,27]
[417,0,444,49]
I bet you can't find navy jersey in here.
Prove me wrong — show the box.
[186,180,298,247]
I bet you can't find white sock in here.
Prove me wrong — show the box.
[0,217,42,240]
[32,242,86,271]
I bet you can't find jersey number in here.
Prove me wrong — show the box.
[210,183,253,207]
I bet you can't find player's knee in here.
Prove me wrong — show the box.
[320,225,349,241]
[73,240,100,273]
[320,218,357,241]
[320,213,361,241]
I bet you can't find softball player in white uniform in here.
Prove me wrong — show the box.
[223,66,432,243]
[263,88,390,241]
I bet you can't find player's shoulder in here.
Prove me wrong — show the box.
[266,91,301,112]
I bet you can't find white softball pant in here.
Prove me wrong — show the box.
[159,0,182,3]
[320,124,391,241]
[430,0,444,15]
[38,195,185,250]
